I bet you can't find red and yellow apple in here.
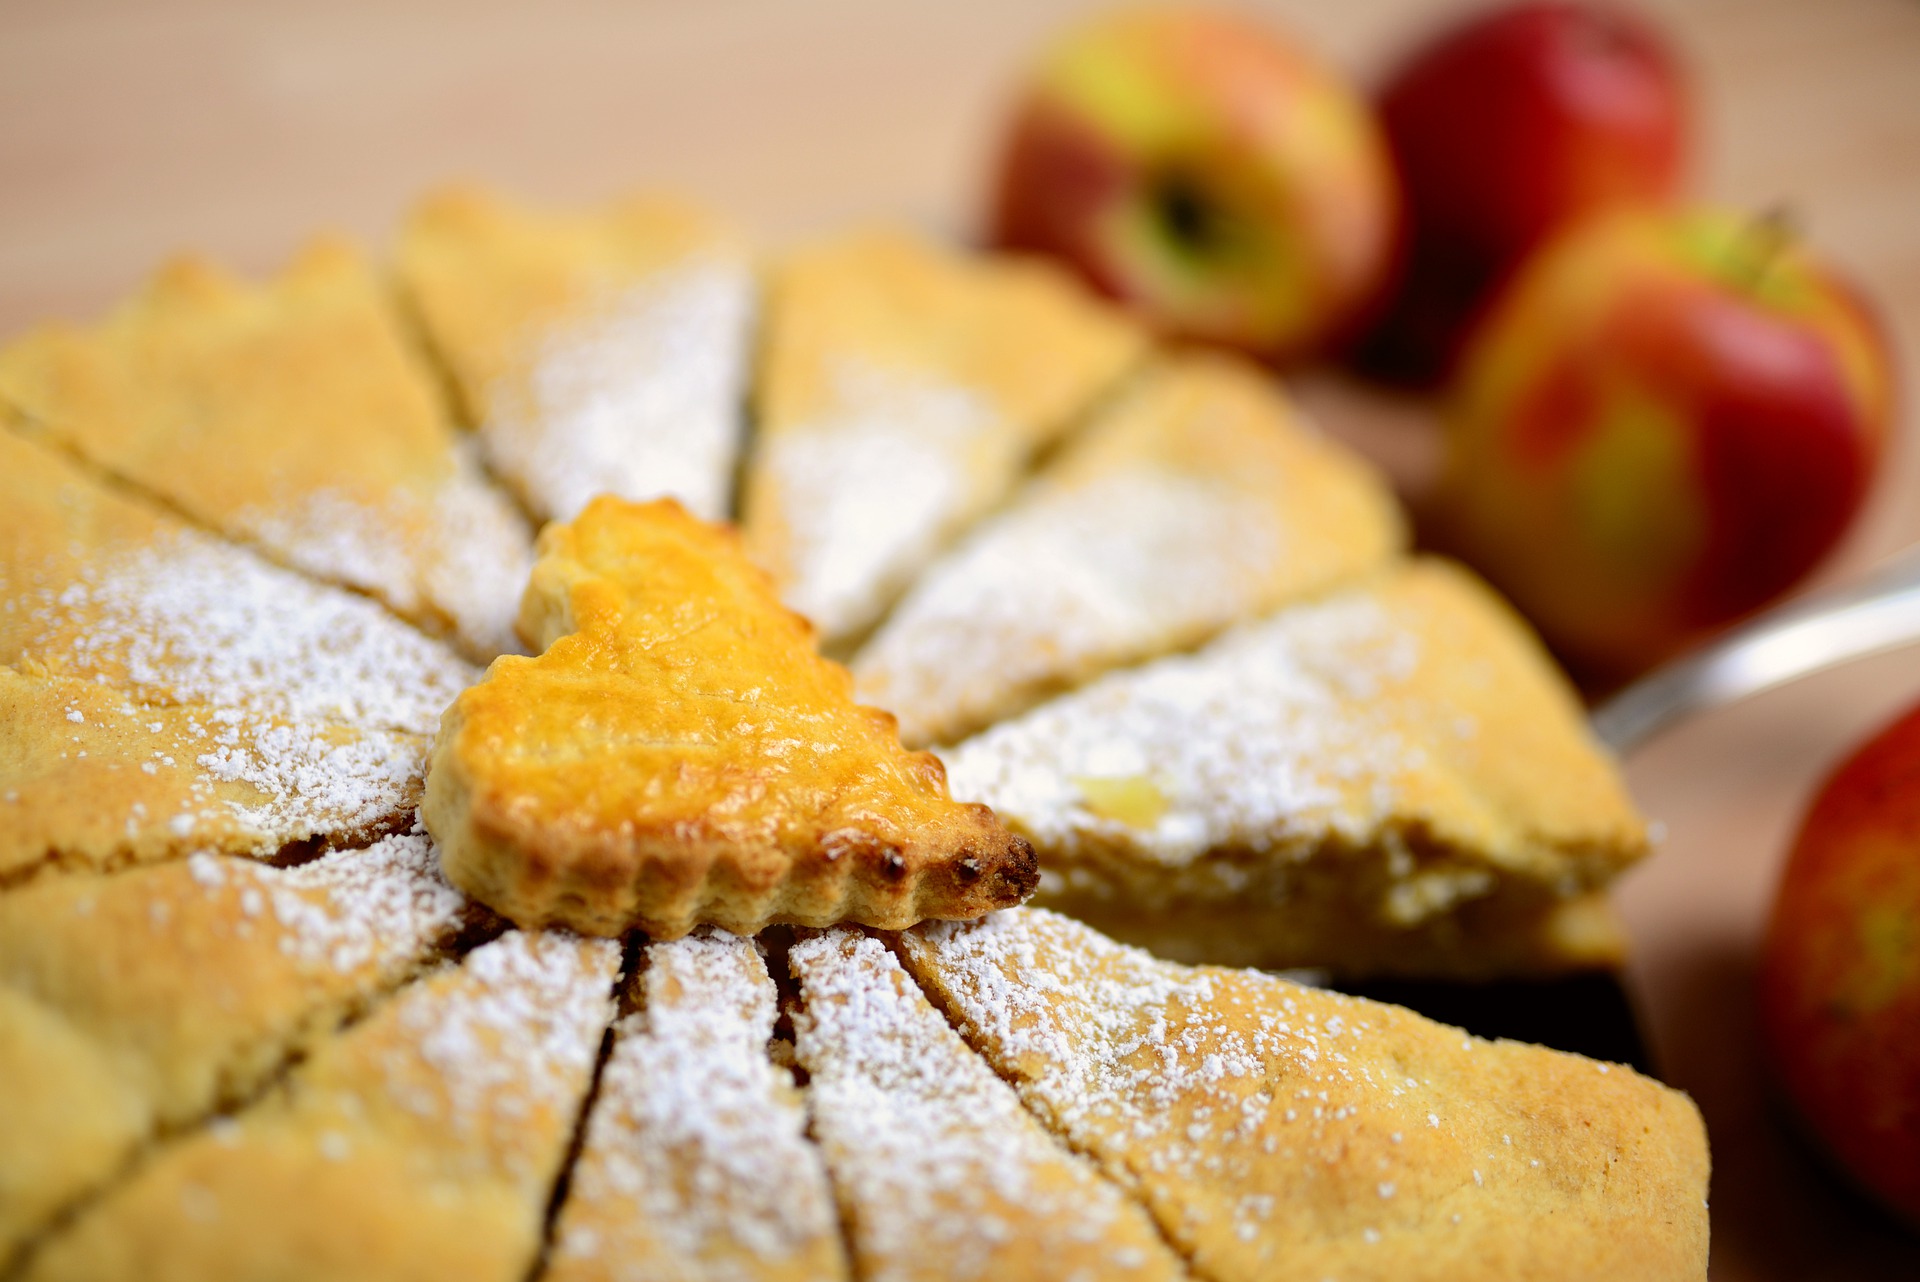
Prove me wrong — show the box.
[1358,0,1688,384]
[1434,206,1894,678]
[1760,700,1920,1227]
[990,5,1397,361]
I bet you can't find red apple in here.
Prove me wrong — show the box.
[1760,699,1920,1227]
[1434,206,1895,678]
[990,5,1397,361]
[1357,1,1688,385]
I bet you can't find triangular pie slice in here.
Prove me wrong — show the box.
[853,352,1405,747]
[787,928,1189,1282]
[940,559,1648,979]
[898,908,1710,1282]
[547,931,848,1282]
[20,929,619,1282]
[0,434,476,880]
[0,834,472,1259]
[426,496,1038,938]
[741,228,1145,646]
[398,186,756,524]
[0,237,531,660]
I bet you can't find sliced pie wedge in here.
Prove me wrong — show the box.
[0,834,471,1259]
[0,238,531,660]
[741,228,1144,646]
[20,929,619,1282]
[425,496,1039,938]
[398,186,756,524]
[898,908,1710,1282]
[853,353,1405,747]
[788,927,1189,1282]
[940,559,1648,979]
[547,931,849,1282]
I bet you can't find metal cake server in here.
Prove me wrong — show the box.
[1591,543,1920,755]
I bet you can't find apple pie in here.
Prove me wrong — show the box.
[0,432,475,882]
[853,351,1405,747]
[741,227,1145,646]
[898,907,1709,1281]
[0,834,472,1259]
[940,559,1649,977]
[425,496,1039,938]
[0,238,532,660]
[398,186,756,524]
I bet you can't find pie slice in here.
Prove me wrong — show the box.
[0,433,475,879]
[898,909,1710,1282]
[787,928,1189,1282]
[547,931,848,1282]
[940,559,1649,979]
[0,834,471,1260]
[0,237,532,660]
[20,929,619,1282]
[741,228,1144,646]
[853,353,1406,747]
[398,186,756,524]
[425,496,1038,938]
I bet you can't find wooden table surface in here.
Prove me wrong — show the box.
[5,1,1918,1274]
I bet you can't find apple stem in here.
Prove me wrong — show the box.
[1739,204,1799,289]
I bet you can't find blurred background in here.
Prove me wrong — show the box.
[3,1,1918,1275]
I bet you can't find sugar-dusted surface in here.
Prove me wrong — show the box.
[482,258,756,524]
[939,561,1647,947]
[0,832,470,1259]
[752,357,1002,642]
[20,929,620,1282]
[787,928,1186,1282]
[899,909,1710,1282]
[852,355,1404,748]
[549,931,847,1282]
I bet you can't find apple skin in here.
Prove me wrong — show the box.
[990,5,1397,361]
[1434,206,1895,678]
[1760,700,1920,1227]
[1357,1,1687,385]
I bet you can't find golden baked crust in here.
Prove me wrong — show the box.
[853,352,1405,747]
[547,931,848,1282]
[397,185,755,523]
[0,835,469,1262]
[941,559,1649,979]
[788,928,1188,1282]
[0,238,530,660]
[20,929,619,1282]
[425,497,1038,938]
[899,909,1710,1282]
[0,434,474,880]
[741,227,1144,645]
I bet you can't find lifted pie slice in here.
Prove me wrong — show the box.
[853,353,1405,747]
[742,228,1144,645]
[941,560,1648,979]
[0,238,531,660]
[899,909,1710,1282]
[398,186,756,524]
[425,497,1038,938]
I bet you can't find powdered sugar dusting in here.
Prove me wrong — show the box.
[551,931,843,1282]
[261,831,470,973]
[789,929,1178,1282]
[757,358,1006,643]
[941,588,1421,867]
[485,257,756,524]
[238,436,531,660]
[378,929,619,1181]
[854,469,1286,747]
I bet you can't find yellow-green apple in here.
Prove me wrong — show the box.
[1760,700,1920,1226]
[1357,1,1688,385]
[1434,206,1895,678]
[990,5,1397,361]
